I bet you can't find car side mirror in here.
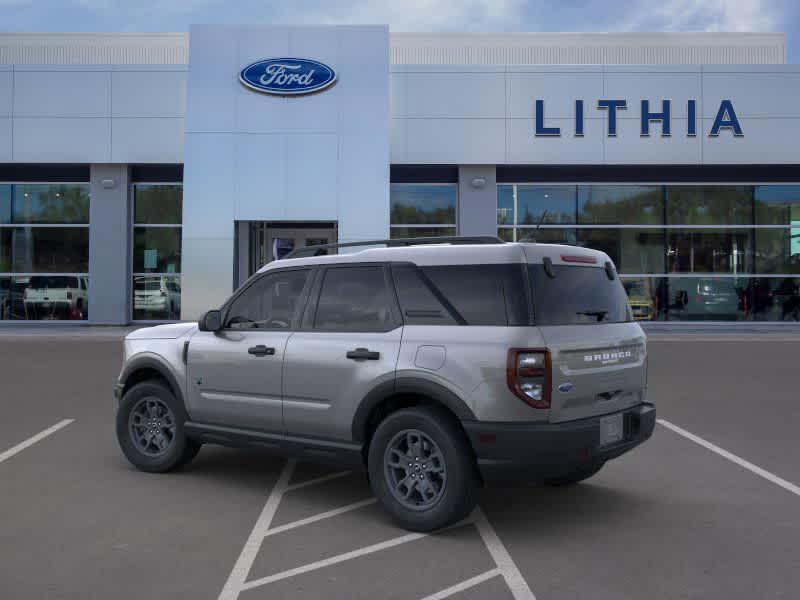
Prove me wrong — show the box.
[199,309,223,332]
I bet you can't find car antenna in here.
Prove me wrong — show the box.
[519,210,548,243]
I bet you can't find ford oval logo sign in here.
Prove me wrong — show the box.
[239,58,337,96]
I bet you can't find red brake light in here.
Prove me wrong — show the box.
[507,348,551,409]
[561,254,597,264]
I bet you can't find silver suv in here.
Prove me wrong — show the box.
[115,237,655,532]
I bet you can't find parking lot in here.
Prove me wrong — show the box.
[1,329,799,600]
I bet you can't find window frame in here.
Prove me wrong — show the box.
[130,182,183,323]
[0,181,91,322]
[389,182,459,239]
[303,263,402,333]
[219,265,315,332]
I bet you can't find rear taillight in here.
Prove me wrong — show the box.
[507,348,551,409]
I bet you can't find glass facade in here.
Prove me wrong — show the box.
[498,184,800,321]
[0,183,90,320]
[132,184,182,320]
[390,184,457,239]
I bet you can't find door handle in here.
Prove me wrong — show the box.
[248,345,275,357]
[346,347,380,360]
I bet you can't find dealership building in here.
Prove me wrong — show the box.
[0,27,799,324]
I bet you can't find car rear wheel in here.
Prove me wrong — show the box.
[543,461,605,486]
[368,406,477,532]
[116,380,201,473]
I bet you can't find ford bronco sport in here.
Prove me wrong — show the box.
[115,237,654,532]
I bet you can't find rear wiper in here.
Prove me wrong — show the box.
[576,310,608,322]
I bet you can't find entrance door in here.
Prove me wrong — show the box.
[248,222,337,276]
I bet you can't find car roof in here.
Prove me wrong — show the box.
[258,242,612,273]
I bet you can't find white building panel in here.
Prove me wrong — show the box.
[0,118,11,160]
[13,117,110,162]
[111,117,184,163]
[181,24,389,317]
[111,70,185,117]
[285,133,338,221]
[506,69,603,119]
[702,118,798,164]
[506,117,604,164]
[606,118,702,164]
[403,117,505,164]
[402,70,505,118]
[604,69,701,119]
[701,69,800,118]
[234,134,285,221]
[0,68,11,117]
[13,70,110,117]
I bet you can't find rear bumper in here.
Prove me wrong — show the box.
[463,403,656,484]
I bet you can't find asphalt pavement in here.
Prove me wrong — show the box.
[0,329,798,599]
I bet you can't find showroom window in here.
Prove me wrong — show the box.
[390,184,457,239]
[497,183,800,321]
[132,184,182,321]
[0,183,90,321]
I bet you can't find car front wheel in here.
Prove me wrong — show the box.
[368,406,477,532]
[116,380,201,473]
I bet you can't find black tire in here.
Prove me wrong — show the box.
[368,406,477,532]
[116,380,201,473]
[543,461,605,486]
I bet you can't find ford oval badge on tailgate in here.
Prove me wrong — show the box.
[239,58,337,96]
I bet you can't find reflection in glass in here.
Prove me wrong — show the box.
[497,185,514,225]
[755,228,800,274]
[754,185,800,225]
[0,275,88,320]
[578,186,663,225]
[1,227,90,273]
[133,227,181,273]
[666,229,752,274]
[666,277,748,321]
[390,227,457,239]
[133,275,181,320]
[753,278,800,321]
[4,184,90,224]
[516,185,576,224]
[621,278,665,321]
[579,229,665,274]
[666,186,752,225]
[390,184,456,225]
[134,185,183,225]
[517,228,578,244]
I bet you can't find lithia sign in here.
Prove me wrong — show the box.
[535,99,743,138]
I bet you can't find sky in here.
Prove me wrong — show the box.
[0,0,797,62]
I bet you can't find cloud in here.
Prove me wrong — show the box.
[621,0,780,32]
[280,0,524,31]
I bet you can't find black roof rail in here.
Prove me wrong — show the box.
[283,235,504,260]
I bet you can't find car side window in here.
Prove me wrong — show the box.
[225,269,310,329]
[313,266,394,331]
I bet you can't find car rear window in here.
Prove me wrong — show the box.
[529,265,632,325]
[393,264,529,326]
[29,276,79,288]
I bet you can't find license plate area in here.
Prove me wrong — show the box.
[599,413,624,447]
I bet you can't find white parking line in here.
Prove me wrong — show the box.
[240,530,429,591]
[419,568,501,600]
[0,419,75,464]
[658,418,800,498]
[262,498,377,538]
[218,458,297,600]
[285,470,351,492]
[474,507,537,600]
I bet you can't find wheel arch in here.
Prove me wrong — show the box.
[352,377,476,447]
[119,356,183,405]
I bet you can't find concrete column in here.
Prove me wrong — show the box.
[88,164,130,324]
[458,166,497,237]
